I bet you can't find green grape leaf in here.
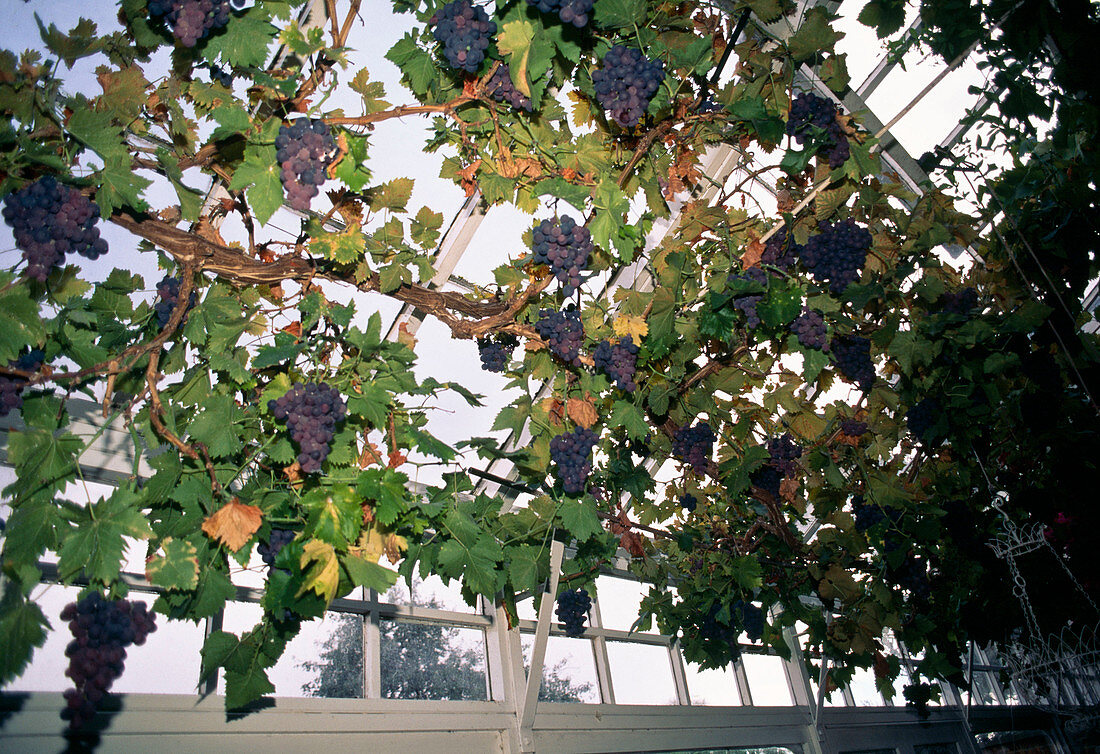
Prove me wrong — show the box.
[787,7,842,62]
[0,282,46,363]
[593,0,647,29]
[301,485,361,548]
[202,10,279,68]
[58,487,154,584]
[367,177,414,212]
[558,499,603,542]
[145,537,200,591]
[609,399,649,441]
[229,142,283,226]
[334,132,373,191]
[0,586,50,686]
[341,553,399,593]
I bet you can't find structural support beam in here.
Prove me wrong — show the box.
[519,538,565,751]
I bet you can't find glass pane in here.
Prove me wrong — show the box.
[594,575,652,632]
[974,730,1058,753]
[5,584,202,694]
[684,660,741,706]
[521,634,601,703]
[381,619,486,700]
[742,653,794,705]
[809,670,847,706]
[605,640,677,704]
[849,666,884,706]
[384,574,478,613]
[221,602,365,698]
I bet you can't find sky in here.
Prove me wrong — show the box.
[0,0,995,710]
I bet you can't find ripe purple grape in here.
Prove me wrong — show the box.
[786,91,850,168]
[727,268,768,330]
[762,226,801,271]
[679,493,697,512]
[766,433,802,476]
[275,119,337,212]
[733,599,765,642]
[257,528,295,573]
[937,287,978,315]
[147,0,232,47]
[59,593,156,730]
[593,335,639,392]
[550,426,598,494]
[672,422,716,475]
[831,335,875,391]
[477,333,518,373]
[526,0,594,28]
[791,309,827,350]
[534,306,585,366]
[592,45,665,128]
[154,275,198,328]
[905,397,940,443]
[852,495,884,531]
[799,219,872,295]
[0,349,44,419]
[751,463,782,498]
[268,382,347,473]
[486,63,533,111]
[555,588,592,636]
[2,176,107,281]
[532,215,592,296]
[839,418,868,437]
[430,0,496,73]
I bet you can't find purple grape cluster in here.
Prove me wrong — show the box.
[791,309,826,350]
[154,275,198,328]
[750,463,782,498]
[727,268,768,329]
[550,426,598,494]
[839,418,868,437]
[268,382,347,473]
[2,176,108,282]
[555,588,592,636]
[766,433,802,476]
[0,349,44,418]
[60,594,156,730]
[486,63,533,111]
[852,495,884,532]
[831,335,875,391]
[208,64,233,87]
[592,45,665,128]
[430,0,496,73]
[147,0,232,47]
[786,91,850,168]
[526,0,594,27]
[477,333,518,373]
[937,287,978,315]
[905,397,940,443]
[799,219,872,295]
[672,422,716,475]
[593,335,639,392]
[762,227,800,270]
[534,306,585,366]
[258,528,295,573]
[275,119,337,212]
[890,554,930,601]
[733,599,765,642]
[532,215,592,296]
[679,493,697,512]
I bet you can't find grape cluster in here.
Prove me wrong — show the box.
[733,599,765,642]
[555,588,591,637]
[839,418,868,438]
[852,495,885,532]
[751,463,782,498]
[727,268,767,329]
[1,350,44,418]
[147,0,232,47]
[486,64,533,111]
[890,555,930,601]
[671,422,716,475]
[786,92,850,168]
[905,397,940,443]
[831,335,875,391]
[799,219,872,294]
[430,0,496,73]
[938,287,978,315]
[679,493,697,512]
[904,681,934,718]
[268,382,347,473]
[532,215,593,296]
[593,335,639,392]
[791,309,826,350]
[526,0,594,27]
[208,64,233,87]
[2,176,108,282]
[477,333,518,373]
[258,528,296,573]
[534,306,585,365]
[550,426,598,494]
[275,119,337,212]
[154,276,197,328]
[762,227,801,271]
[766,433,802,476]
[592,46,665,128]
[60,594,156,730]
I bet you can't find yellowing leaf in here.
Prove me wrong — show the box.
[612,314,648,340]
[567,90,594,128]
[201,499,263,552]
[298,539,340,603]
[567,397,598,429]
[496,20,535,97]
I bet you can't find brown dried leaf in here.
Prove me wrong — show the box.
[359,441,384,468]
[458,160,481,197]
[397,321,418,350]
[383,532,408,565]
[567,398,598,429]
[742,236,765,268]
[387,450,407,469]
[779,476,801,503]
[541,396,566,425]
[620,530,646,558]
[776,189,796,213]
[281,321,302,339]
[525,338,547,352]
[201,499,263,552]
